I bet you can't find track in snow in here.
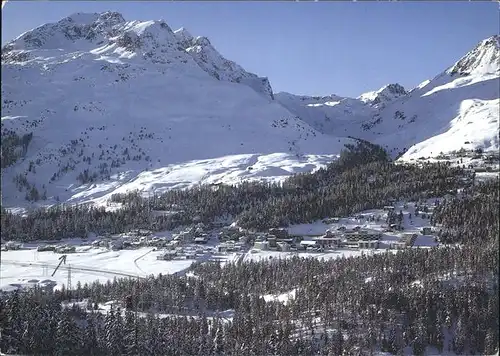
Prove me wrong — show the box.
[133,249,154,274]
[1,260,146,280]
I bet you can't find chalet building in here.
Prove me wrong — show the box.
[389,241,407,249]
[267,236,278,248]
[219,226,245,241]
[37,245,56,252]
[253,241,269,251]
[173,231,194,243]
[268,228,289,239]
[313,236,342,249]
[130,229,153,237]
[276,237,297,245]
[194,236,209,244]
[169,239,182,248]
[55,245,76,254]
[344,228,382,241]
[277,242,291,252]
[239,235,250,244]
[324,229,340,237]
[109,241,123,251]
[358,240,380,249]
[4,241,23,250]
[358,228,383,240]
[157,250,177,261]
[343,240,359,249]
[218,243,234,253]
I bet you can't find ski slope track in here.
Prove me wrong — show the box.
[1,12,351,210]
[1,12,499,210]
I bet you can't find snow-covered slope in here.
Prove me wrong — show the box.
[370,35,500,160]
[173,27,274,100]
[2,13,498,210]
[447,35,500,77]
[276,35,500,159]
[274,92,376,136]
[1,12,350,209]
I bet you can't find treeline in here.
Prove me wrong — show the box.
[432,179,499,245]
[1,130,32,168]
[1,142,473,241]
[1,244,497,355]
[1,180,498,355]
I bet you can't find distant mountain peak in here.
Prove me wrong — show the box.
[2,11,128,52]
[65,11,126,27]
[379,83,407,95]
[1,12,273,98]
[447,35,500,76]
[358,83,408,106]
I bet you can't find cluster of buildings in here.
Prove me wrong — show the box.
[6,209,437,264]
[251,228,295,252]
[170,223,209,243]
[250,225,422,252]
[302,227,384,250]
[156,223,218,260]
[156,245,212,261]
[37,244,76,253]
[90,236,163,251]
[1,241,23,251]
[87,226,211,252]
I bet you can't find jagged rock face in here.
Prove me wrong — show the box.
[2,12,126,52]
[2,12,274,100]
[448,35,500,76]
[369,84,408,107]
[357,83,409,108]
[174,29,274,100]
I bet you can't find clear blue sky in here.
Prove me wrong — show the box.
[2,1,498,97]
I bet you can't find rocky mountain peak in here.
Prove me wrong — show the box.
[447,35,499,76]
[358,83,408,107]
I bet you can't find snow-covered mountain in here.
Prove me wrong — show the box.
[276,35,499,159]
[1,12,350,208]
[357,83,408,108]
[173,27,274,100]
[1,12,498,210]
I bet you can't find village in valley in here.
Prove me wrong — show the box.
[0,197,442,292]
[1,123,499,294]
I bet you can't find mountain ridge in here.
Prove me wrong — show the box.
[276,34,499,159]
[1,12,498,210]
[1,11,351,209]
